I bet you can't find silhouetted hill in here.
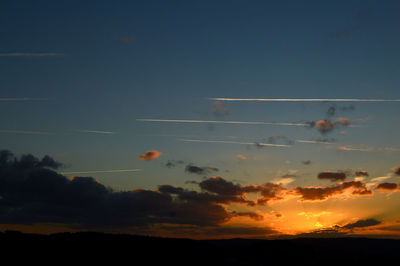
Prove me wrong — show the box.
[1,231,399,265]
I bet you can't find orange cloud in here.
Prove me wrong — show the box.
[376,182,400,192]
[294,181,372,201]
[236,154,247,160]
[336,117,351,126]
[316,120,334,134]
[139,150,162,160]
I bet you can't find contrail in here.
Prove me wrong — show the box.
[0,130,51,135]
[60,169,142,175]
[179,139,291,147]
[0,98,48,101]
[296,140,335,145]
[0,53,64,57]
[75,130,116,134]
[209,98,400,102]
[137,118,308,127]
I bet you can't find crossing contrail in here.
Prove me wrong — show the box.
[209,98,400,102]
[179,139,291,147]
[137,118,308,127]
[60,169,142,175]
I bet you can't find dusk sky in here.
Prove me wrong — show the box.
[1,0,400,238]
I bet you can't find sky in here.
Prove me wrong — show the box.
[1,0,400,239]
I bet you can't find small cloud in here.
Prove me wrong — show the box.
[355,171,369,177]
[210,101,229,116]
[138,150,162,160]
[120,35,135,44]
[390,166,400,176]
[165,160,184,168]
[185,164,219,175]
[336,117,351,126]
[302,160,312,165]
[316,120,334,134]
[317,172,346,182]
[236,154,247,160]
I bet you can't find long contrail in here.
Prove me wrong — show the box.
[209,98,400,102]
[137,118,308,127]
[179,139,291,147]
[0,130,51,135]
[60,169,142,175]
[75,129,116,134]
[0,98,48,101]
[296,140,335,145]
[0,53,64,57]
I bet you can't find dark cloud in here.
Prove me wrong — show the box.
[343,219,381,230]
[2,151,282,232]
[302,160,312,165]
[340,104,356,111]
[185,164,219,175]
[295,181,371,201]
[376,183,400,192]
[326,106,336,117]
[139,150,162,160]
[390,166,400,176]
[231,211,264,221]
[318,172,346,182]
[354,171,369,177]
[165,160,184,168]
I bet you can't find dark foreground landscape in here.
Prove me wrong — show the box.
[1,231,399,265]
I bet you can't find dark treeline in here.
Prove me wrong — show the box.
[1,231,399,265]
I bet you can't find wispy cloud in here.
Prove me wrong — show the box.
[0,53,64,57]
[0,98,48,101]
[179,139,291,147]
[137,118,308,127]
[0,130,51,135]
[74,130,116,134]
[209,98,400,102]
[60,169,142,175]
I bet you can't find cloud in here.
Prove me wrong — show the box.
[336,117,351,126]
[210,101,229,116]
[316,120,334,134]
[355,171,369,177]
[390,166,400,176]
[138,150,162,160]
[337,146,373,152]
[165,160,184,168]
[185,164,219,175]
[294,181,372,201]
[376,183,400,192]
[120,35,135,44]
[342,219,381,229]
[0,53,64,57]
[317,172,346,182]
[209,98,400,102]
[302,160,312,165]
[236,154,247,160]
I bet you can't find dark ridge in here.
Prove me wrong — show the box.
[1,231,399,265]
